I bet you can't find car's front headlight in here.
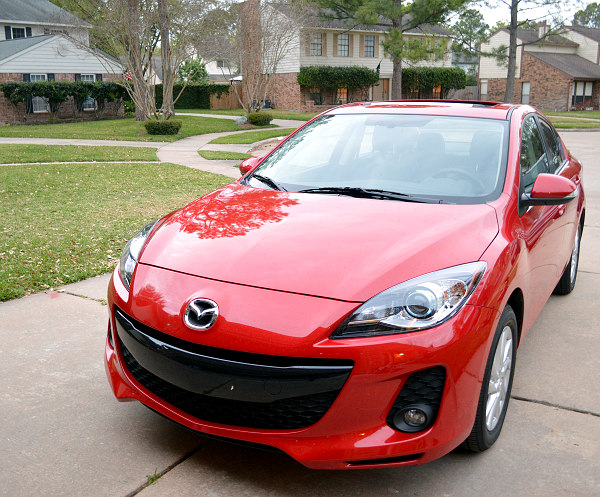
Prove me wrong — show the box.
[118,220,158,291]
[332,262,487,338]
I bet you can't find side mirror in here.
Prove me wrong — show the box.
[521,173,577,208]
[240,156,261,176]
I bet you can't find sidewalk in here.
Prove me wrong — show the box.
[0,132,598,497]
[0,114,302,179]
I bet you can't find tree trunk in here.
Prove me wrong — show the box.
[391,57,402,100]
[390,15,403,100]
[504,0,519,103]
[158,0,174,119]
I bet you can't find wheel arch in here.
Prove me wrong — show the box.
[505,289,524,345]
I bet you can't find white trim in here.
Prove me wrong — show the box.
[0,19,91,29]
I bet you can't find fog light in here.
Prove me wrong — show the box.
[404,408,427,427]
[391,404,435,433]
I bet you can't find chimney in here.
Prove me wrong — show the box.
[538,21,549,39]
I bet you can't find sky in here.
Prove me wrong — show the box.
[478,0,592,27]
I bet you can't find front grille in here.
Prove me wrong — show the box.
[114,308,353,430]
[386,366,446,431]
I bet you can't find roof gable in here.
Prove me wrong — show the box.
[568,25,600,43]
[0,35,53,62]
[0,0,90,28]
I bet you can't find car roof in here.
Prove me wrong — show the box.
[329,100,515,120]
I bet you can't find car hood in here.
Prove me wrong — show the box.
[139,183,499,302]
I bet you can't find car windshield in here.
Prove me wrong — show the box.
[245,113,509,204]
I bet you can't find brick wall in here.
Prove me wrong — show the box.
[482,53,584,111]
[0,73,124,124]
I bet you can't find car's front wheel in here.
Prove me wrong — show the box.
[553,221,583,295]
[462,305,517,452]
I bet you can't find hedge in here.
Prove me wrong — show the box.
[155,83,231,109]
[297,66,379,90]
[401,67,467,94]
[0,81,127,113]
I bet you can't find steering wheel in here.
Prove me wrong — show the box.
[428,168,486,193]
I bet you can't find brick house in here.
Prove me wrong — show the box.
[0,0,122,124]
[250,4,453,112]
[479,25,600,110]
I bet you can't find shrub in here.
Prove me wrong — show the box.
[297,66,379,90]
[247,112,273,126]
[124,100,135,116]
[155,83,231,109]
[144,119,182,135]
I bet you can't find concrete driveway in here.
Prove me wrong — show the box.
[1,131,598,496]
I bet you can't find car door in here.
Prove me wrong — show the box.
[516,114,572,330]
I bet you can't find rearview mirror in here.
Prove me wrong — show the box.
[520,173,577,208]
[240,156,261,176]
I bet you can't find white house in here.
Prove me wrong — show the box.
[0,0,123,123]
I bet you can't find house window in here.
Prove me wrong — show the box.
[364,35,375,57]
[572,81,593,108]
[216,60,229,68]
[338,33,349,57]
[81,74,97,111]
[310,33,323,56]
[521,82,530,104]
[12,27,26,39]
[30,74,49,113]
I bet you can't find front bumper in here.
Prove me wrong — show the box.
[105,264,498,469]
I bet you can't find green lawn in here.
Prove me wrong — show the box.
[545,111,600,120]
[0,163,230,301]
[547,117,600,129]
[176,109,318,121]
[209,128,296,145]
[0,115,266,142]
[198,150,253,160]
[0,144,158,163]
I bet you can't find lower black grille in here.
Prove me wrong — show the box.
[386,366,446,432]
[114,308,353,430]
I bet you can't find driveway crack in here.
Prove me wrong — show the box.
[512,395,600,417]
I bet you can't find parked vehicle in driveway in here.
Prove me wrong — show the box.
[105,101,584,469]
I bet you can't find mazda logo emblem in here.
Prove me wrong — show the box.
[184,299,219,330]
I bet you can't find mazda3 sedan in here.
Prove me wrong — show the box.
[105,101,584,469]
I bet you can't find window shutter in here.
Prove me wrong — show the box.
[333,34,338,56]
[23,73,30,82]
[322,32,327,56]
[360,35,365,58]
[349,34,354,57]
[375,35,379,58]
[47,74,55,81]
[96,73,103,81]
[26,27,32,37]
[74,73,81,81]
[305,31,311,56]
[5,26,11,40]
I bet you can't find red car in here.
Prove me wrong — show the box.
[105,101,584,469]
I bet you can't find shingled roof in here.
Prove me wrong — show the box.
[568,25,600,43]
[0,0,90,28]
[528,52,600,79]
[0,35,52,62]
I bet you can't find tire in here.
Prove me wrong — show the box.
[553,221,582,295]
[462,306,518,452]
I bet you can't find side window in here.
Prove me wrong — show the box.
[520,116,549,191]
[538,118,565,173]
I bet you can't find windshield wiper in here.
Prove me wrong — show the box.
[297,186,438,203]
[251,174,287,191]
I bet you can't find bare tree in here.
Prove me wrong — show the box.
[222,0,311,113]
